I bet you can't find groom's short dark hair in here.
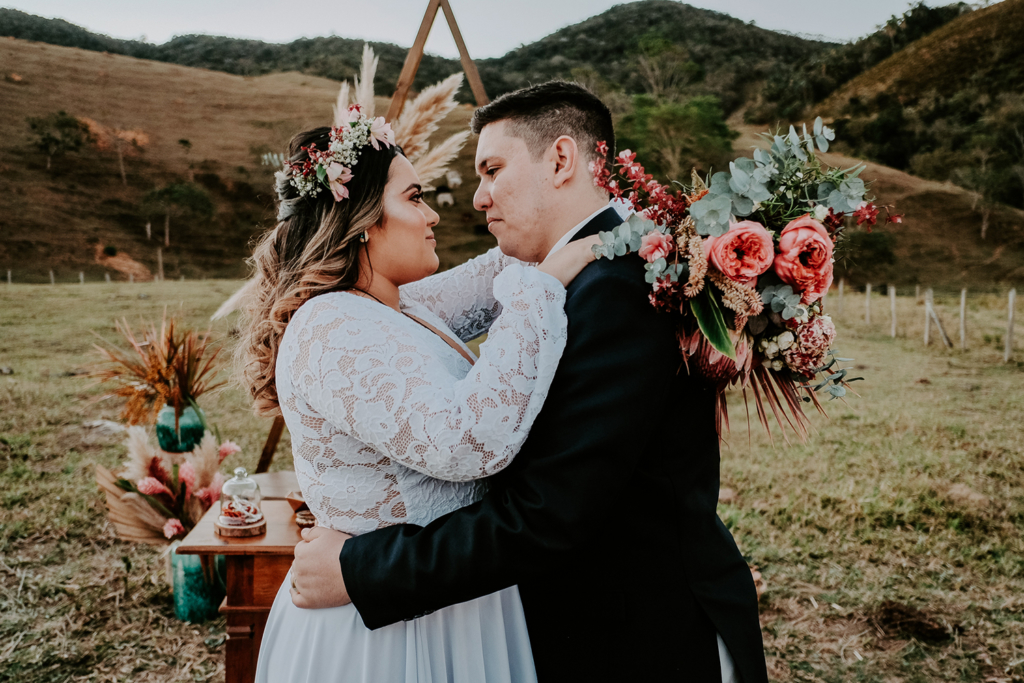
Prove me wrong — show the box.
[471,81,615,168]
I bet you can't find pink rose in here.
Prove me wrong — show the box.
[163,518,186,540]
[638,230,674,263]
[703,220,774,288]
[773,216,835,304]
[218,441,241,463]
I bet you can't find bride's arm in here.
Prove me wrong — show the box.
[286,264,564,482]
[398,247,529,342]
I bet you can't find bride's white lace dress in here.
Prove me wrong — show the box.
[255,248,567,683]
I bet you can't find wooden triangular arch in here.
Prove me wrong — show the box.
[255,1,488,474]
[386,0,489,121]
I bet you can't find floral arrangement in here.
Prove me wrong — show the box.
[96,429,242,544]
[89,314,224,431]
[590,119,901,440]
[279,103,395,202]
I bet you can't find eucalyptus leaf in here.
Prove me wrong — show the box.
[731,195,754,216]
[690,289,736,361]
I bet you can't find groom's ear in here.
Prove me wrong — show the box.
[550,135,580,189]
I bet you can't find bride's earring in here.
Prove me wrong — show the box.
[359,232,369,243]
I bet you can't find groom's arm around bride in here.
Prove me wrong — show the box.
[292,81,768,683]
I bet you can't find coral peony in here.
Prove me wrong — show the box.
[773,216,834,304]
[638,230,674,263]
[137,477,171,497]
[163,518,185,539]
[782,315,837,376]
[703,220,774,287]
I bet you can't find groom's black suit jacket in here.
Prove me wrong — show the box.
[340,208,768,682]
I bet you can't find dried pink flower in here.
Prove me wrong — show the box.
[218,441,241,463]
[137,477,171,497]
[163,518,185,539]
[179,461,196,498]
[782,316,837,377]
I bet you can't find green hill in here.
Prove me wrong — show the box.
[0,3,827,112]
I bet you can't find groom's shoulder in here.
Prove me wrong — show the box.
[571,252,647,294]
[565,253,651,314]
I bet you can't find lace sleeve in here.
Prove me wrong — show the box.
[289,265,567,482]
[398,247,527,341]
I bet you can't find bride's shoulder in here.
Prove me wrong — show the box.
[286,292,379,337]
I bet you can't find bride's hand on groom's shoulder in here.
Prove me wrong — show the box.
[290,526,354,609]
[538,235,601,288]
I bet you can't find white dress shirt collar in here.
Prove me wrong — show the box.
[544,200,632,259]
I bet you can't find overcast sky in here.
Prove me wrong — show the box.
[5,0,975,58]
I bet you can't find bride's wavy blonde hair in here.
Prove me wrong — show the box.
[237,126,402,416]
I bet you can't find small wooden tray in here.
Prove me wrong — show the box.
[214,519,267,537]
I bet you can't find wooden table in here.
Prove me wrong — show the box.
[177,471,300,683]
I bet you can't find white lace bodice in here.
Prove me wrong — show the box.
[276,248,568,535]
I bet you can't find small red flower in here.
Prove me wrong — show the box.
[853,203,879,226]
[596,141,609,157]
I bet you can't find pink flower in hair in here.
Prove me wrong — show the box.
[137,477,171,497]
[163,518,186,539]
[369,117,395,150]
[218,440,242,463]
[326,163,353,202]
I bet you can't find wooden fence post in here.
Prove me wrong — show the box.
[145,221,151,240]
[6,270,10,285]
[1007,288,1017,363]
[865,283,872,325]
[959,289,967,351]
[129,273,134,284]
[838,278,844,315]
[924,289,932,346]
[157,248,164,281]
[915,284,920,302]
[50,270,55,285]
[889,285,897,337]
[79,272,84,284]
[929,302,953,349]
[105,273,111,283]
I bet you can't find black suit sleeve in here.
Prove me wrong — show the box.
[340,261,681,629]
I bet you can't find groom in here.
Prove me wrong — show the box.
[290,80,768,682]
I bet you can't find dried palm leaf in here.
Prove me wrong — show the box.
[394,73,464,162]
[331,82,352,128]
[413,130,470,186]
[353,43,378,116]
[96,465,168,546]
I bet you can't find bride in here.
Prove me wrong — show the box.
[237,109,598,682]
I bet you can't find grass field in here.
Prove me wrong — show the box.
[0,279,1022,682]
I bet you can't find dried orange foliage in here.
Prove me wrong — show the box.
[89,313,225,426]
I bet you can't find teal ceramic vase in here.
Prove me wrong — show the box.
[169,541,225,622]
[156,404,205,453]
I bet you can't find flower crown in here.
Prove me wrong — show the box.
[277,104,395,205]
